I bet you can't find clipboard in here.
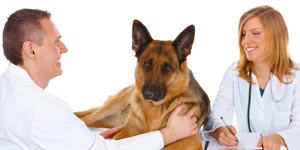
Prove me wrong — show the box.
[203,132,262,150]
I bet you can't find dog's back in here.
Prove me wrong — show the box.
[188,70,210,127]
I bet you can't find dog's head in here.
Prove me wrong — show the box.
[132,19,195,104]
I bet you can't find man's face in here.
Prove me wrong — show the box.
[34,18,68,81]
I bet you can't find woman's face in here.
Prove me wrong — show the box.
[241,17,266,63]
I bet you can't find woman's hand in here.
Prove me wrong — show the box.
[257,133,287,150]
[209,126,239,146]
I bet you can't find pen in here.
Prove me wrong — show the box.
[220,116,239,142]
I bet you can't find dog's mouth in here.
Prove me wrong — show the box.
[142,85,166,102]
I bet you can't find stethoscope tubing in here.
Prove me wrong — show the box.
[248,71,252,132]
[247,70,287,132]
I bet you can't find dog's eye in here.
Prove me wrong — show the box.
[163,64,174,74]
[143,60,152,71]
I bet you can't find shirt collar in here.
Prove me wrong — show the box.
[6,63,35,84]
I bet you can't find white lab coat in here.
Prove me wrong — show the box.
[0,63,164,150]
[203,62,300,149]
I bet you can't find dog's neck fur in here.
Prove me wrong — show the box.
[130,71,201,132]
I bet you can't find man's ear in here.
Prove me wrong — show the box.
[22,41,36,59]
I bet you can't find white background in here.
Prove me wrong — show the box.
[1,0,300,112]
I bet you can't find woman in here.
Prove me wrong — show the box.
[203,5,300,150]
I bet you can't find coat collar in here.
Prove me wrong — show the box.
[6,63,36,85]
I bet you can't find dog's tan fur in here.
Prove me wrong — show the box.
[75,20,210,150]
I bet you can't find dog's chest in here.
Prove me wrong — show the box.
[131,102,170,129]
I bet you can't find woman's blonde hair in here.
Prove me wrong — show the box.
[236,5,294,84]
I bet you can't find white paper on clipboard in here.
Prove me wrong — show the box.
[203,132,262,150]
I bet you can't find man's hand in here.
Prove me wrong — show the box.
[160,103,198,145]
[100,125,125,139]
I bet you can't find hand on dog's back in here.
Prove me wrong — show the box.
[160,103,198,145]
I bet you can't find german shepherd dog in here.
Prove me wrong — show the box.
[75,20,210,150]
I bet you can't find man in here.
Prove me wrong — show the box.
[0,8,198,149]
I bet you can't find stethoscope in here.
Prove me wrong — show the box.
[247,70,288,132]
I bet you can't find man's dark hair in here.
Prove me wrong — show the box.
[2,8,51,65]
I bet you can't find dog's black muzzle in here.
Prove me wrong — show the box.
[142,84,166,101]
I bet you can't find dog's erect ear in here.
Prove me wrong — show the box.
[132,20,153,56]
[172,25,195,62]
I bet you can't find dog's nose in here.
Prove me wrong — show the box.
[142,85,166,101]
